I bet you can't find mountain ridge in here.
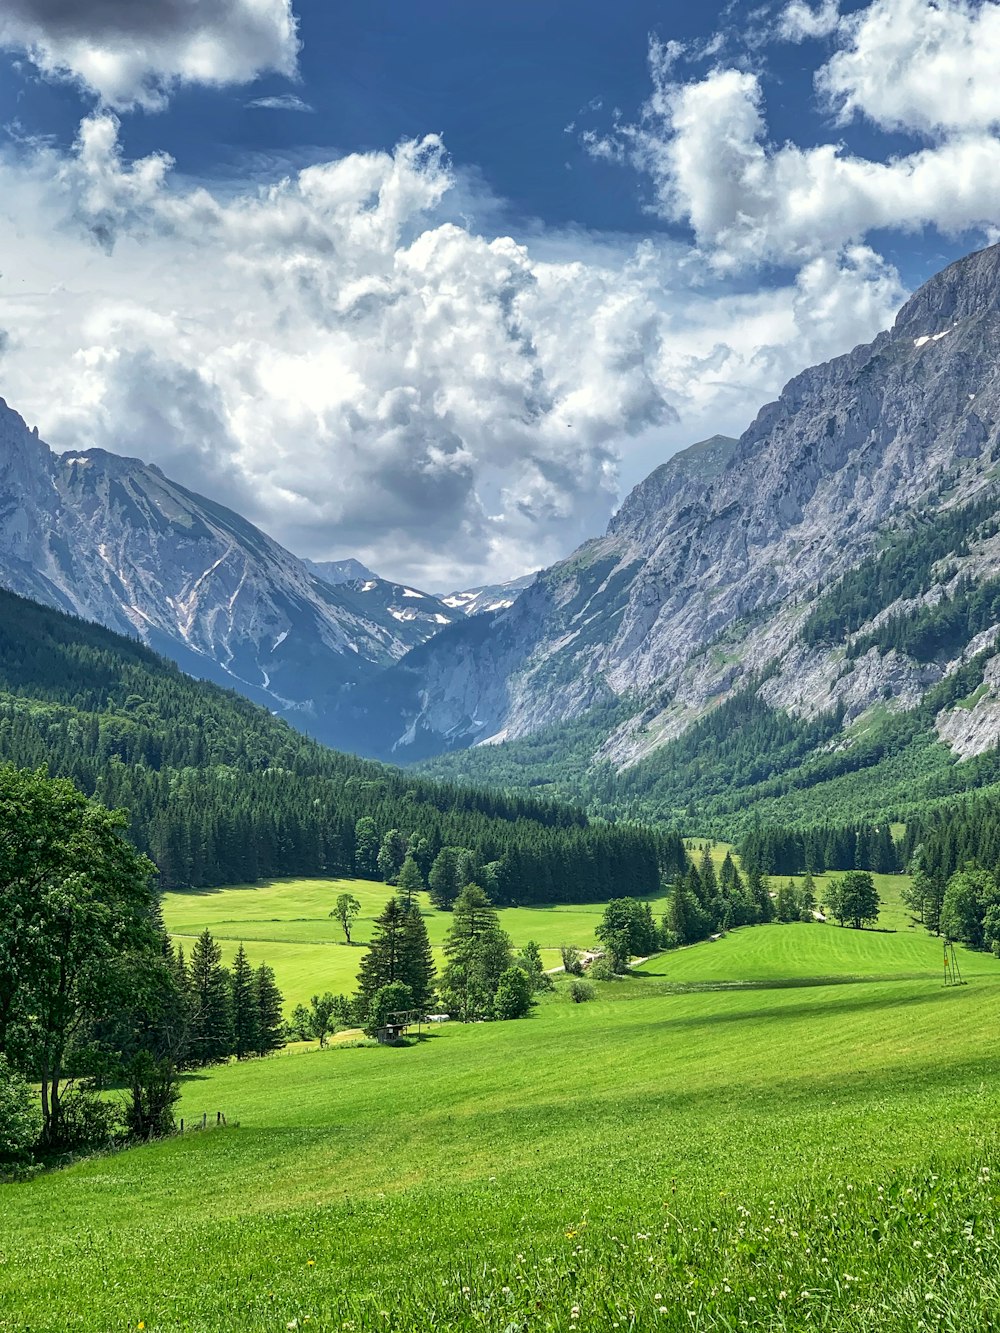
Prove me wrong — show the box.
[348,243,1000,780]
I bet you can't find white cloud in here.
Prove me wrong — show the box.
[779,0,842,40]
[0,0,299,110]
[0,112,908,587]
[594,33,1000,273]
[817,0,1000,136]
[247,93,314,112]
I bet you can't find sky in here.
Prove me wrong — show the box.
[0,2,999,588]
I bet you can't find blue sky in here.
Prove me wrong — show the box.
[0,1,998,584]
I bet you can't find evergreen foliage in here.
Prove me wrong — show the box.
[0,586,671,903]
[800,494,999,646]
[186,930,234,1066]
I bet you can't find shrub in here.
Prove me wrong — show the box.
[560,946,584,976]
[660,928,681,951]
[0,1056,40,1166]
[588,957,618,981]
[52,1090,122,1155]
[568,979,596,1004]
[121,1053,180,1142]
[364,981,414,1039]
[493,966,533,1020]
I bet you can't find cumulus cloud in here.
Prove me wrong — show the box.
[817,0,1000,136]
[592,18,1000,274]
[0,0,299,109]
[0,110,907,586]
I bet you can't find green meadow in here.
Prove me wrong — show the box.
[4,893,1000,1332]
[162,877,667,1009]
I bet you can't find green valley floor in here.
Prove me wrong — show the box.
[3,914,999,1332]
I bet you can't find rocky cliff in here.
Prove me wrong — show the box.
[356,244,1000,767]
[0,401,438,740]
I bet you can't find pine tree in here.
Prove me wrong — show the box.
[187,929,234,1066]
[428,846,465,909]
[699,846,718,897]
[230,943,258,1060]
[799,870,817,922]
[356,897,410,1018]
[439,883,512,1020]
[397,854,425,907]
[253,963,286,1056]
[400,903,436,1013]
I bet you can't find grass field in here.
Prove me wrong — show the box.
[162,878,669,1009]
[4,910,1000,1332]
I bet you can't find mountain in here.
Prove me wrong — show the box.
[439,573,537,617]
[303,557,378,585]
[0,582,676,898]
[303,560,464,650]
[352,245,1000,811]
[0,401,459,742]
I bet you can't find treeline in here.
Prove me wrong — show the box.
[801,493,1000,646]
[738,821,900,877]
[850,574,1000,664]
[0,588,681,901]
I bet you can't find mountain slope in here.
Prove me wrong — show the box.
[0,583,676,897]
[0,402,450,741]
[353,245,1000,785]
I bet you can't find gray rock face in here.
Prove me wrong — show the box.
[0,399,432,740]
[369,245,1000,762]
[439,573,537,618]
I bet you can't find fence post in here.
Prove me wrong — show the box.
[201,1112,207,1130]
[179,1118,184,1134]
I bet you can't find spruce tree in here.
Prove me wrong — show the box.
[230,942,258,1060]
[799,870,817,922]
[356,897,410,1019]
[439,883,512,1020]
[698,846,718,896]
[397,854,425,907]
[400,904,437,1014]
[428,847,465,909]
[187,929,234,1066]
[253,963,286,1056]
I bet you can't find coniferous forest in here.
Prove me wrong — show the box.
[0,588,683,900]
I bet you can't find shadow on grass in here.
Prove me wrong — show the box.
[643,983,953,1034]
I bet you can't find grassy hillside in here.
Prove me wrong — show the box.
[162,876,670,1008]
[5,918,999,1331]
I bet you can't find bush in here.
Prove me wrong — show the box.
[660,928,681,951]
[121,1053,180,1142]
[560,946,584,976]
[52,1090,123,1155]
[364,981,414,1039]
[568,979,596,1004]
[493,966,533,1020]
[0,1056,40,1166]
[588,957,618,981]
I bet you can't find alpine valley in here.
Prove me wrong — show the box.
[7,244,1000,832]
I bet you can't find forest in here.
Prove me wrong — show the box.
[0,588,683,900]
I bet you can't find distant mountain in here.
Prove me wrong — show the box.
[311,571,463,652]
[303,557,377,585]
[0,401,454,742]
[440,573,537,617]
[346,244,1000,809]
[0,582,671,900]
